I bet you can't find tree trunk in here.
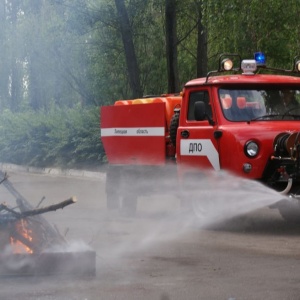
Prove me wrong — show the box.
[196,1,207,78]
[28,57,43,110]
[165,0,180,93]
[8,0,22,112]
[114,0,142,98]
[0,1,9,111]
[10,60,21,112]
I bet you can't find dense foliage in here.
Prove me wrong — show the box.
[0,107,104,168]
[0,0,300,168]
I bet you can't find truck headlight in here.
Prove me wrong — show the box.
[245,141,259,158]
[221,58,233,71]
[295,60,300,72]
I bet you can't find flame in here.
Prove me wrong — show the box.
[10,219,33,254]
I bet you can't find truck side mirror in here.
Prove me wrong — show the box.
[194,101,215,125]
[194,101,206,121]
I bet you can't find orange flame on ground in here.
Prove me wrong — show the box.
[10,219,33,254]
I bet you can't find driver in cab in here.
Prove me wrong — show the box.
[273,90,299,115]
[281,90,299,109]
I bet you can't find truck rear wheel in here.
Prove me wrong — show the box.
[120,169,138,216]
[106,166,121,210]
[122,196,137,217]
[107,192,120,210]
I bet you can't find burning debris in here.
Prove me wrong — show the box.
[0,171,96,276]
[0,198,76,253]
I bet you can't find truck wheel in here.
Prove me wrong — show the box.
[278,206,300,223]
[122,196,137,217]
[170,112,180,147]
[192,197,214,219]
[107,192,120,210]
[106,167,121,210]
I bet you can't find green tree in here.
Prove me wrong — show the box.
[203,0,300,69]
[115,0,142,98]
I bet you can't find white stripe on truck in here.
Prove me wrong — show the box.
[180,139,220,171]
[101,127,165,137]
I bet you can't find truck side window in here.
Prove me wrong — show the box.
[188,91,212,120]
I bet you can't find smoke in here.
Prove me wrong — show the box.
[99,169,286,259]
[0,169,291,299]
[44,240,93,253]
[1,245,33,272]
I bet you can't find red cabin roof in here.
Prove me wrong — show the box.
[185,74,300,87]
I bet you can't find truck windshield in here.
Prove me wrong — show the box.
[219,87,300,121]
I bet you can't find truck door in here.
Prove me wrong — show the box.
[177,89,220,172]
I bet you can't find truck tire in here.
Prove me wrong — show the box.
[170,112,180,147]
[181,172,217,222]
[106,167,121,210]
[122,196,137,217]
[278,206,300,223]
[107,191,120,210]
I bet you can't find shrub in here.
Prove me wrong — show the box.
[0,107,105,169]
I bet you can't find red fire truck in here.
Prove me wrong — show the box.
[101,53,300,221]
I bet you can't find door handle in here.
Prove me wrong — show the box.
[181,130,190,138]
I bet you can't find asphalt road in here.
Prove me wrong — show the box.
[0,170,300,300]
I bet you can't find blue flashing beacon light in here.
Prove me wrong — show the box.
[254,52,266,66]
